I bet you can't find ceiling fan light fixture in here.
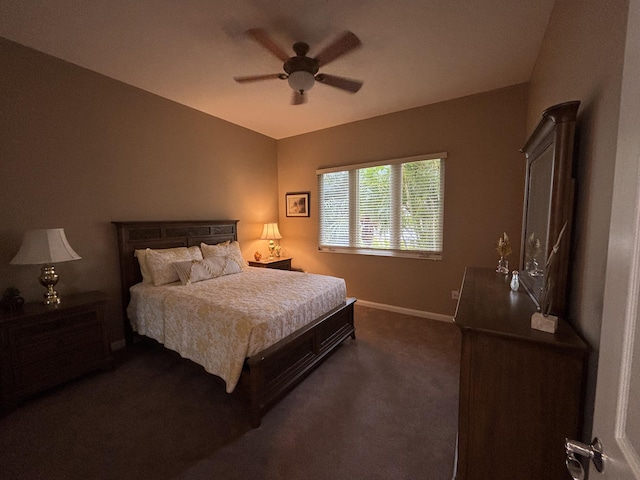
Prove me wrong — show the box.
[236,29,363,103]
[287,71,315,93]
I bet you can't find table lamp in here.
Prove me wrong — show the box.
[260,223,282,259]
[10,228,82,305]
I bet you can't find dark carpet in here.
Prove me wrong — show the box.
[0,305,461,480]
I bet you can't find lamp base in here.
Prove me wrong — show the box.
[39,265,61,305]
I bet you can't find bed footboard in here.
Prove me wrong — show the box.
[244,297,356,428]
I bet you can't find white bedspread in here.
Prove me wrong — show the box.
[127,267,347,392]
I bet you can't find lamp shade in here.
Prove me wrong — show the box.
[260,223,282,240]
[10,228,82,265]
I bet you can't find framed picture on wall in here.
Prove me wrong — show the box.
[286,192,310,217]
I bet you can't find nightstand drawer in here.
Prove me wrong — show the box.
[13,321,103,365]
[248,258,292,270]
[0,291,111,411]
[14,339,106,393]
[11,311,100,345]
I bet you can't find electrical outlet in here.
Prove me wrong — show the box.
[451,290,460,300]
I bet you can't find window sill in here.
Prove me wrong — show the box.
[318,246,442,260]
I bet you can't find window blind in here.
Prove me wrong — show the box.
[317,153,445,259]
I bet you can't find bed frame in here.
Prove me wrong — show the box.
[112,220,356,427]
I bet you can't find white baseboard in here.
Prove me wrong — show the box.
[111,339,126,351]
[355,299,454,323]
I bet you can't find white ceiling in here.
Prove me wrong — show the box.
[0,0,554,139]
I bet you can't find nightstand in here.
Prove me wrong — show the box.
[0,291,112,412]
[248,257,292,270]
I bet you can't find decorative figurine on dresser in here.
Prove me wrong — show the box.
[453,102,587,480]
[1,228,112,413]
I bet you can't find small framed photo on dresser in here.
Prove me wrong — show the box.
[286,192,310,217]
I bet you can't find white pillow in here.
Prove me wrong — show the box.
[200,241,247,269]
[187,245,203,260]
[134,249,154,283]
[135,246,202,284]
[144,247,203,286]
[172,256,242,285]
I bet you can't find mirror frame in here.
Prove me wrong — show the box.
[519,101,580,317]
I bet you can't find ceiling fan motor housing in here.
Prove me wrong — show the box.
[284,43,319,93]
[283,46,319,76]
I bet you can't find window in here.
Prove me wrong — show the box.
[317,153,445,259]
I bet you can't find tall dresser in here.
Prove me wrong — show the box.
[453,267,587,480]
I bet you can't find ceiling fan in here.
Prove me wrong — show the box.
[234,29,363,105]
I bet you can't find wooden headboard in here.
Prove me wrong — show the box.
[112,220,238,344]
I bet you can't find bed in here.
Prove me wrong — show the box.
[113,220,356,427]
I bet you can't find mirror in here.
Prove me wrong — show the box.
[519,101,579,317]
[522,145,553,293]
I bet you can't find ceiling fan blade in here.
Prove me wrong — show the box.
[315,74,363,93]
[314,31,362,67]
[291,90,307,105]
[246,28,290,62]
[234,73,283,83]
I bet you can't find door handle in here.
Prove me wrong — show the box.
[565,437,605,479]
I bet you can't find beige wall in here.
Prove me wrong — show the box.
[0,38,529,339]
[0,38,278,342]
[277,84,528,316]
[527,0,629,438]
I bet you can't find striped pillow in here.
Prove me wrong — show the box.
[173,256,242,285]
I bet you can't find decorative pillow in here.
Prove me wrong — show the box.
[135,246,202,284]
[173,256,242,285]
[201,241,247,269]
[144,248,195,286]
